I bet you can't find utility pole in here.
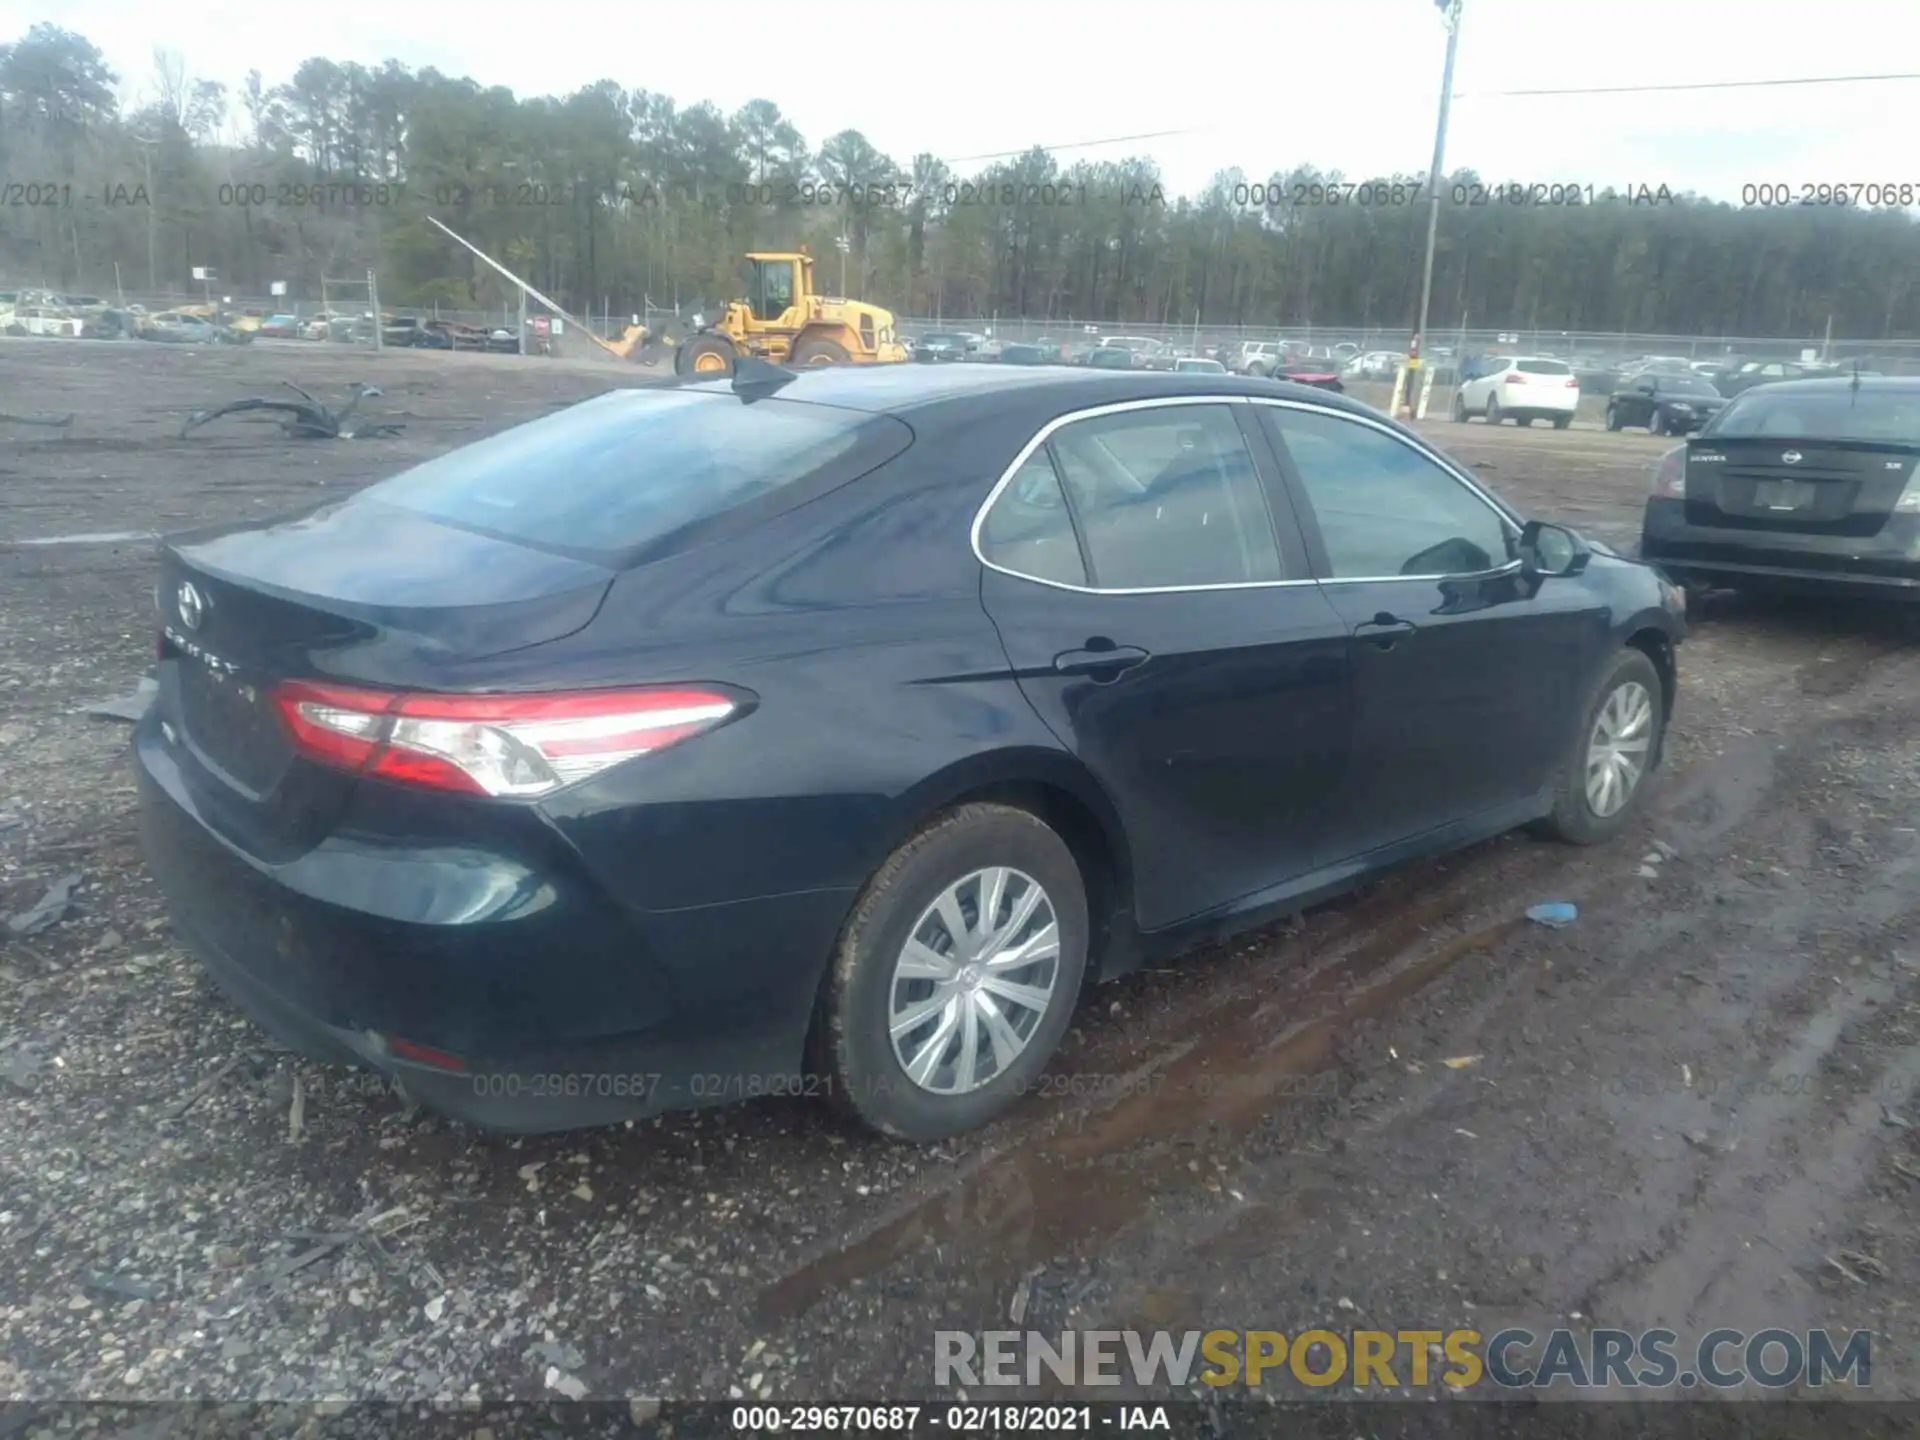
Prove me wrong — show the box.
[131,133,159,292]
[1401,0,1463,419]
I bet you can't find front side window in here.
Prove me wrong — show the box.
[1268,408,1513,579]
[978,404,1287,590]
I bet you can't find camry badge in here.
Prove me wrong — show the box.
[1781,451,1803,465]
[176,581,207,631]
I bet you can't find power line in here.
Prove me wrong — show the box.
[1457,71,1920,98]
[943,127,1211,165]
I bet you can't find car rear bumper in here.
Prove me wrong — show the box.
[134,714,855,1133]
[1494,391,1579,415]
[1641,497,1920,598]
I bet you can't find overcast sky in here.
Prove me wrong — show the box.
[10,0,1915,203]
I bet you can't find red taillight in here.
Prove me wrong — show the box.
[384,1035,469,1073]
[1505,372,1526,384]
[1653,446,1687,498]
[271,680,741,798]
[1564,377,1579,388]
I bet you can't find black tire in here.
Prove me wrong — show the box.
[1648,410,1666,436]
[1534,648,1666,846]
[792,337,851,366]
[1486,395,1503,426]
[1605,406,1622,432]
[819,803,1089,1142]
[675,334,736,377]
[1451,392,1467,422]
[1518,415,1536,427]
[1553,414,1572,430]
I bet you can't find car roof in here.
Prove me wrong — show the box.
[675,362,1384,419]
[1728,375,1920,397]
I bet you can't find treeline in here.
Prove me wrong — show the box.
[3,22,1917,337]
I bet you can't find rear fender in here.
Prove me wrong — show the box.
[878,746,1138,979]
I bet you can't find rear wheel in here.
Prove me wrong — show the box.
[1518,415,1536,427]
[1535,648,1665,845]
[1553,414,1572,429]
[1451,392,1468,422]
[819,804,1089,1142]
[1486,396,1503,426]
[675,334,736,377]
[792,337,851,367]
[1605,406,1622,431]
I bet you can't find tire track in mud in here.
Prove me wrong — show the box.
[1034,643,1920,1390]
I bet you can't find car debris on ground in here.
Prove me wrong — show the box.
[179,381,404,441]
[6,872,82,935]
[0,410,75,428]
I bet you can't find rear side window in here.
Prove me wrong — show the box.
[1709,387,1920,442]
[1517,359,1571,375]
[359,389,908,561]
[979,451,1087,587]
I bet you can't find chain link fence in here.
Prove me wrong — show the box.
[56,286,1920,374]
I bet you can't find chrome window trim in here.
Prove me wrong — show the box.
[969,395,1319,595]
[971,393,1529,594]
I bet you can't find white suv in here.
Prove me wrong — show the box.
[1231,341,1283,376]
[1452,355,1580,428]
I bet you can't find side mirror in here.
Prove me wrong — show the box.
[1520,520,1590,579]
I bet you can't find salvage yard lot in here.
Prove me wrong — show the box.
[5,340,1920,1403]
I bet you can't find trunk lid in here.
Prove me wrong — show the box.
[157,499,613,803]
[1683,438,1919,534]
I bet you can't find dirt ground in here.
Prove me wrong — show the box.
[4,339,1919,1410]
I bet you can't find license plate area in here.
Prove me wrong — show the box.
[1755,479,1815,511]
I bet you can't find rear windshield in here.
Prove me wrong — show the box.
[1517,359,1572,375]
[360,389,908,560]
[1661,375,1720,396]
[921,332,966,344]
[1708,386,1920,443]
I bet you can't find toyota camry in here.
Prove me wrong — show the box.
[137,362,1685,1141]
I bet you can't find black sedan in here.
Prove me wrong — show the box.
[1606,373,1726,435]
[136,365,1684,1141]
[1641,375,1920,602]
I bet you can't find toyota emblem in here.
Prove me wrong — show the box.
[176,581,207,631]
[1781,451,1803,465]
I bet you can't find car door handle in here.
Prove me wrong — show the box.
[1354,616,1416,650]
[1053,645,1150,678]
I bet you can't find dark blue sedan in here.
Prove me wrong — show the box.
[136,363,1685,1141]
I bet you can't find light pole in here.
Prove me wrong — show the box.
[131,132,160,292]
[835,232,850,297]
[1402,0,1463,419]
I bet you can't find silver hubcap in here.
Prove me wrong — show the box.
[888,867,1060,1096]
[1586,680,1655,817]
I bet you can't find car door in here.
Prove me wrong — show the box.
[1626,378,1657,426]
[1255,401,1610,862]
[977,398,1353,931]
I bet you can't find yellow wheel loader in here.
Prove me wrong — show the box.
[673,251,908,377]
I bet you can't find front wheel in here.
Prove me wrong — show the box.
[1553,414,1572,429]
[1535,649,1666,845]
[1605,406,1622,431]
[1486,396,1503,426]
[1451,392,1468,422]
[818,803,1089,1141]
[792,337,851,366]
[675,334,737,377]
[1648,411,1666,436]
